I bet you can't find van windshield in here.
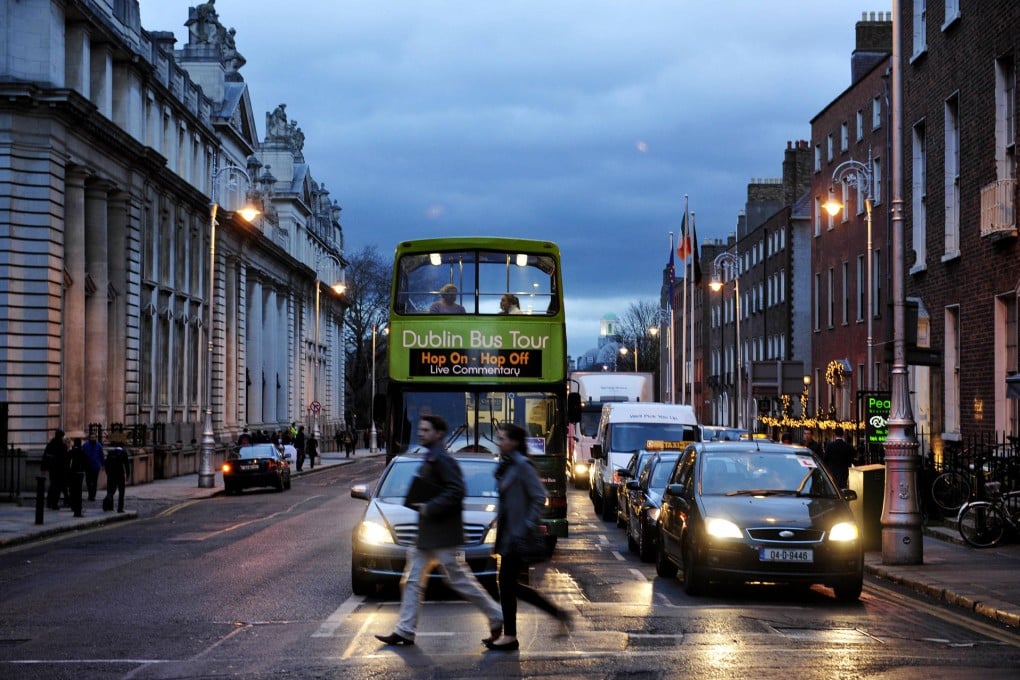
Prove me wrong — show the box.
[610,423,698,452]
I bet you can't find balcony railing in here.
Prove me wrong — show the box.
[980,179,1017,240]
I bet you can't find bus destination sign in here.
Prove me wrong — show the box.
[409,348,543,378]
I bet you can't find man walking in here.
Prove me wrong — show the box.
[82,432,105,501]
[823,426,856,489]
[375,415,502,646]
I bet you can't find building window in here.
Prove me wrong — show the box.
[995,56,1016,180]
[814,195,823,236]
[943,0,960,28]
[872,96,882,130]
[872,156,882,205]
[827,134,834,162]
[856,255,865,322]
[841,122,849,152]
[827,268,835,329]
[945,305,960,434]
[913,0,927,59]
[872,248,882,319]
[814,143,822,172]
[856,110,864,142]
[912,120,927,273]
[814,273,821,331]
[841,262,849,326]
[944,93,960,258]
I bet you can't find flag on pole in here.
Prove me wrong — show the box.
[691,211,702,285]
[676,209,692,260]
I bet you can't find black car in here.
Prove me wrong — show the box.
[349,453,500,596]
[624,450,681,562]
[656,441,863,601]
[222,443,292,494]
[614,449,656,528]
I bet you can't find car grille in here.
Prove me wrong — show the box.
[392,522,488,546]
[746,527,824,543]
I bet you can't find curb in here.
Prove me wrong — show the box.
[0,510,137,550]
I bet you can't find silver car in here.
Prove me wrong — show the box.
[349,453,500,596]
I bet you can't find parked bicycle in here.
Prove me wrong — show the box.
[957,481,1020,548]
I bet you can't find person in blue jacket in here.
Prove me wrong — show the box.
[82,432,105,501]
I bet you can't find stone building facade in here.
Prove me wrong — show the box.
[0,1,347,480]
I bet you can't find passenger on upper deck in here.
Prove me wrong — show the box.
[430,283,466,314]
[499,294,522,314]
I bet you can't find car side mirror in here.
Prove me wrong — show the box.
[665,483,683,497]
[617,468,632,479]
[842,489,858,502]
[591,444,604,461]
[350,484,371,501]
[626,480,640,491]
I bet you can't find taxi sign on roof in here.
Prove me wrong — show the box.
[644,440,692,451]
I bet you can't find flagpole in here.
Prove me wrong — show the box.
[689,211,697,405]
[668,232,676,404]
[680,196,689,405]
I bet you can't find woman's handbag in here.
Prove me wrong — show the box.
[511,527,549,563]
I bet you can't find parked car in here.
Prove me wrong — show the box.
[700,426,749,442]
[349,453,500,596]
[624,450,681,562]
[656,441,863,601]
[222,443,292,494]
[614,449,656,528]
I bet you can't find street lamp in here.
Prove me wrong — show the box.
[199,159,260,489]
[369,323,388,453]
[709,251,742,429]
[823,148,874,392]
[313,253,345,439]
[881,0,921,565]
[619,344,638,372]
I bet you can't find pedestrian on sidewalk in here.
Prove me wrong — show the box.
[103,446,131,513]
[485,423,571,651]
[823,426,855,489]
[42,428,68,511]
[334,428,344,457]
[295,425,307,470]
[342,429,354,458]
[82,431,105,501]
[68,436,87,517]
[375,415,503,647]
[306,434,318,469]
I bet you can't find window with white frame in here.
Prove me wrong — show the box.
[827,134,834,162]
[995,56,1016,180]
[827,268,835,329]
[873,96,882,130]
[856,110,864,142]
[995,293,1017,435]
[814,273,821,331]
[913,0,927,59]
[841,122,849,152]
[814,144,822,172]
[856,255,865,322]
[912,120,927,272]
[841,262,849,326]
[943,0,960,28]
[944,305,960,434]
[872,248,882,319]
[872,156,882,205]
[814,195,823,236]
[944,93,960,257]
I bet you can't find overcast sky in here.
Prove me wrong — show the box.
[140,1,880,357]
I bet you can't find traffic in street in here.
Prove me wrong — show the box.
[1,457,1019,679]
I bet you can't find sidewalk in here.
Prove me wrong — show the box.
[0,448,378,550]
[2,452,1018,630]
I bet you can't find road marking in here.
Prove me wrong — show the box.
[313,595,364,637]
[612,551,625,561]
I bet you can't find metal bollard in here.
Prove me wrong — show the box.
[35,475,46,525]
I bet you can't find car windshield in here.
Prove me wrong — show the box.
[377,459,499,500]
[236,445,278,460]
[699,451,839,498]
[611,423,698,452]
[649,455,679,488]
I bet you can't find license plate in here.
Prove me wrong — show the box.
[759,547,813,562]
[239,463,258,471]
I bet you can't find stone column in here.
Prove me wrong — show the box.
[106,192,131,425]
[85,181,112,429]
[63,168,89,432]
[246,274,264,425]
[264,285,278,423]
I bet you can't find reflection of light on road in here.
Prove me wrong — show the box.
[697,641,741,671]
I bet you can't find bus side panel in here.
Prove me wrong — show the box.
[532,455,568,537]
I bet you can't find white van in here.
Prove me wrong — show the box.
[589,402,699,522]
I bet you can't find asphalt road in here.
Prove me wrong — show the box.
[1,458,1019,679]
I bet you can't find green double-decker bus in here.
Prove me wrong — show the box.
[380,237,568,543]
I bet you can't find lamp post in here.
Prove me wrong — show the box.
[369,323,388,453]
[313,253,345,440]
[199,160,259,489]
[823,149,874,392]
[618,344,638,372]
[880,0,922,564]
[709,251,742,429]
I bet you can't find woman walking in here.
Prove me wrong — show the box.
[485,423,571,651]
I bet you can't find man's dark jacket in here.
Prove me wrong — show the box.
[415,443,466,549]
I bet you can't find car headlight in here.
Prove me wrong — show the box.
[357,520,395,545]
[705,517,743,539]
[646,507,660,522]
[828,521,859,542]
[483,522,497,544]
[575,462,589,475]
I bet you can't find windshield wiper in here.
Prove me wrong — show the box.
[726,489,796,497]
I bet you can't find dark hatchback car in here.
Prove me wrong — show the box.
[656,441,863,601]
[222,443,292,494]
[624,450,681,562]
[349,453,500,596]
[613,449,656,528]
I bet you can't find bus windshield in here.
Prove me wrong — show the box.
[391,389,565,457]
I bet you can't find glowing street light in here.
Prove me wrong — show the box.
[313,253,345,439]
[710,251,742,429]
[619,344,638,372]
[199,159,259,489]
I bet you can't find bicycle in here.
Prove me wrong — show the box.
[930,444,984,514]
[956,481,1020,548]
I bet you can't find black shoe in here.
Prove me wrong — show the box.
[484,638,519,651]
[482,623,503,645]
[375,632,414,646]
